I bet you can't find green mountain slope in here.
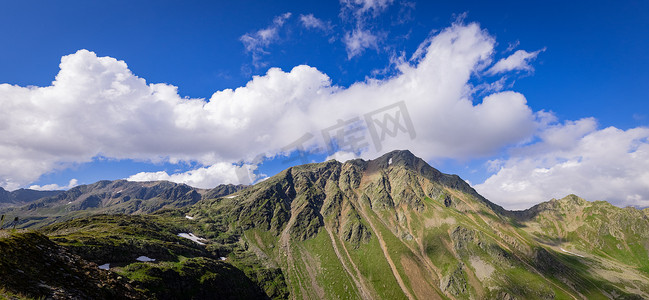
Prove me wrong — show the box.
[185,150,646,299]
[513,195,649,296]
[2,150,648,299]
[38,213,274,299]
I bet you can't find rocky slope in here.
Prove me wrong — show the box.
[0,213,273,300]
[2,150,648,299]
[0,230,144,299]
[39,213,273,299]
[186,150,647,299]
[513,194,649,296]
[202,183,248,200]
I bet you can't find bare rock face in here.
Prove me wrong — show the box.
[439,263,468,296]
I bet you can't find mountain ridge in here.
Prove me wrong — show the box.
[0,180,247,228]
[0,186,63,208]
[183,150,649,298]
[2,150,648,299]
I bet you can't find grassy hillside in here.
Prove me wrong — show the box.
[184,150,646,299]
[38,213,283,299]
[514,195,649,297]
[0,230,144,299]
[2,150,648,299]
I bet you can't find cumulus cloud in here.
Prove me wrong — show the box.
[128,162,262,189]
[326,151,361,163]
[476,119,649,210]
[487,49,544,75]
[29,179,78,191]
[1,22,540,190]
[240,12,292,67]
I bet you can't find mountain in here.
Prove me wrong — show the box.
[202,183,248,200]
[0,180,245,228]
[0,187,63,207]
[184,150,647,299]
[1,150,648,299]
[513,194,649,287]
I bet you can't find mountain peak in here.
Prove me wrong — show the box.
[371,149,419,168]
[514,194,593,221]
[553,194,587,206]
[358,150,506,214]
[183,150,649,299]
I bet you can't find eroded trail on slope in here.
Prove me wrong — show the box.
[353,198,416,300]
[364,200,447,299]
[279,202,310,299]
[323,224,374,299]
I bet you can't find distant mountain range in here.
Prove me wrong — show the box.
[0,180,246,228]
[1,150,647,299]
[0,186,63,207]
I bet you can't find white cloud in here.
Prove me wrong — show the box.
[476,121,649,210]
[326,151,361,162]
[1,22,541,190]
[240,12,292,67]
[29,179,78,191]
[505,40,520,53]
[127,162,262,188]
[339,0,394,59]
[300,14,330,31]
[343,29,379,58]
[487,49,544,75]
[340,0,394,17]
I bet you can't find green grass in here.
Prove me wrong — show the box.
[426,231,458,272]
[346,231,408,299]
[116,256,270,299]
[299,229,359,299]
[496,266,556,299]
[0,287,33,300]
[364,207,421,298]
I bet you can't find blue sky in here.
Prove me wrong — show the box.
[1,0,648,209]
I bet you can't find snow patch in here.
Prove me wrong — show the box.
[224,195,239,199]
[178,233,207,245]
[388,158,393,165]
[185,215,195,220]
[136,256,156,262]
[98,263,110,270]
[219,257,227,261]
[560,248,585,257]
